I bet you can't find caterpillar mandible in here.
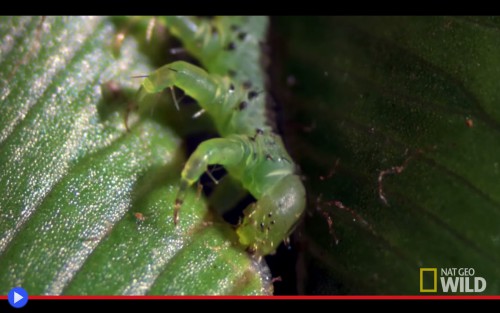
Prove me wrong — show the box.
[138,16,306,257]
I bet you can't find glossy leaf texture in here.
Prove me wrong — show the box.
[0,16,271,295]
[272,16,500,294]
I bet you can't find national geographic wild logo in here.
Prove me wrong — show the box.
[420,268,487,293]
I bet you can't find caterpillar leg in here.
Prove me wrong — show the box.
[174,137,247,225]
[138,60,252,136]
[138,60,220,105]
[236,174,306,256]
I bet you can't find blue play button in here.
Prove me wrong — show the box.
[8,287,28,308]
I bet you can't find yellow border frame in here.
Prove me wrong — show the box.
[420,268,437,292]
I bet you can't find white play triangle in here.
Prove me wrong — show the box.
[13,291,23,303]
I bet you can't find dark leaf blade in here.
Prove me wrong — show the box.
[0,16,270,295]
[273,16,500,294]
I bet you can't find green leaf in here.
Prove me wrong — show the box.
[0,16,271,295]
[273,16,500,294]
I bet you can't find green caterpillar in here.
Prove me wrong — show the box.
[138,16,305,256]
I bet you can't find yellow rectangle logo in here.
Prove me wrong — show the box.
[420,268,437,292]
